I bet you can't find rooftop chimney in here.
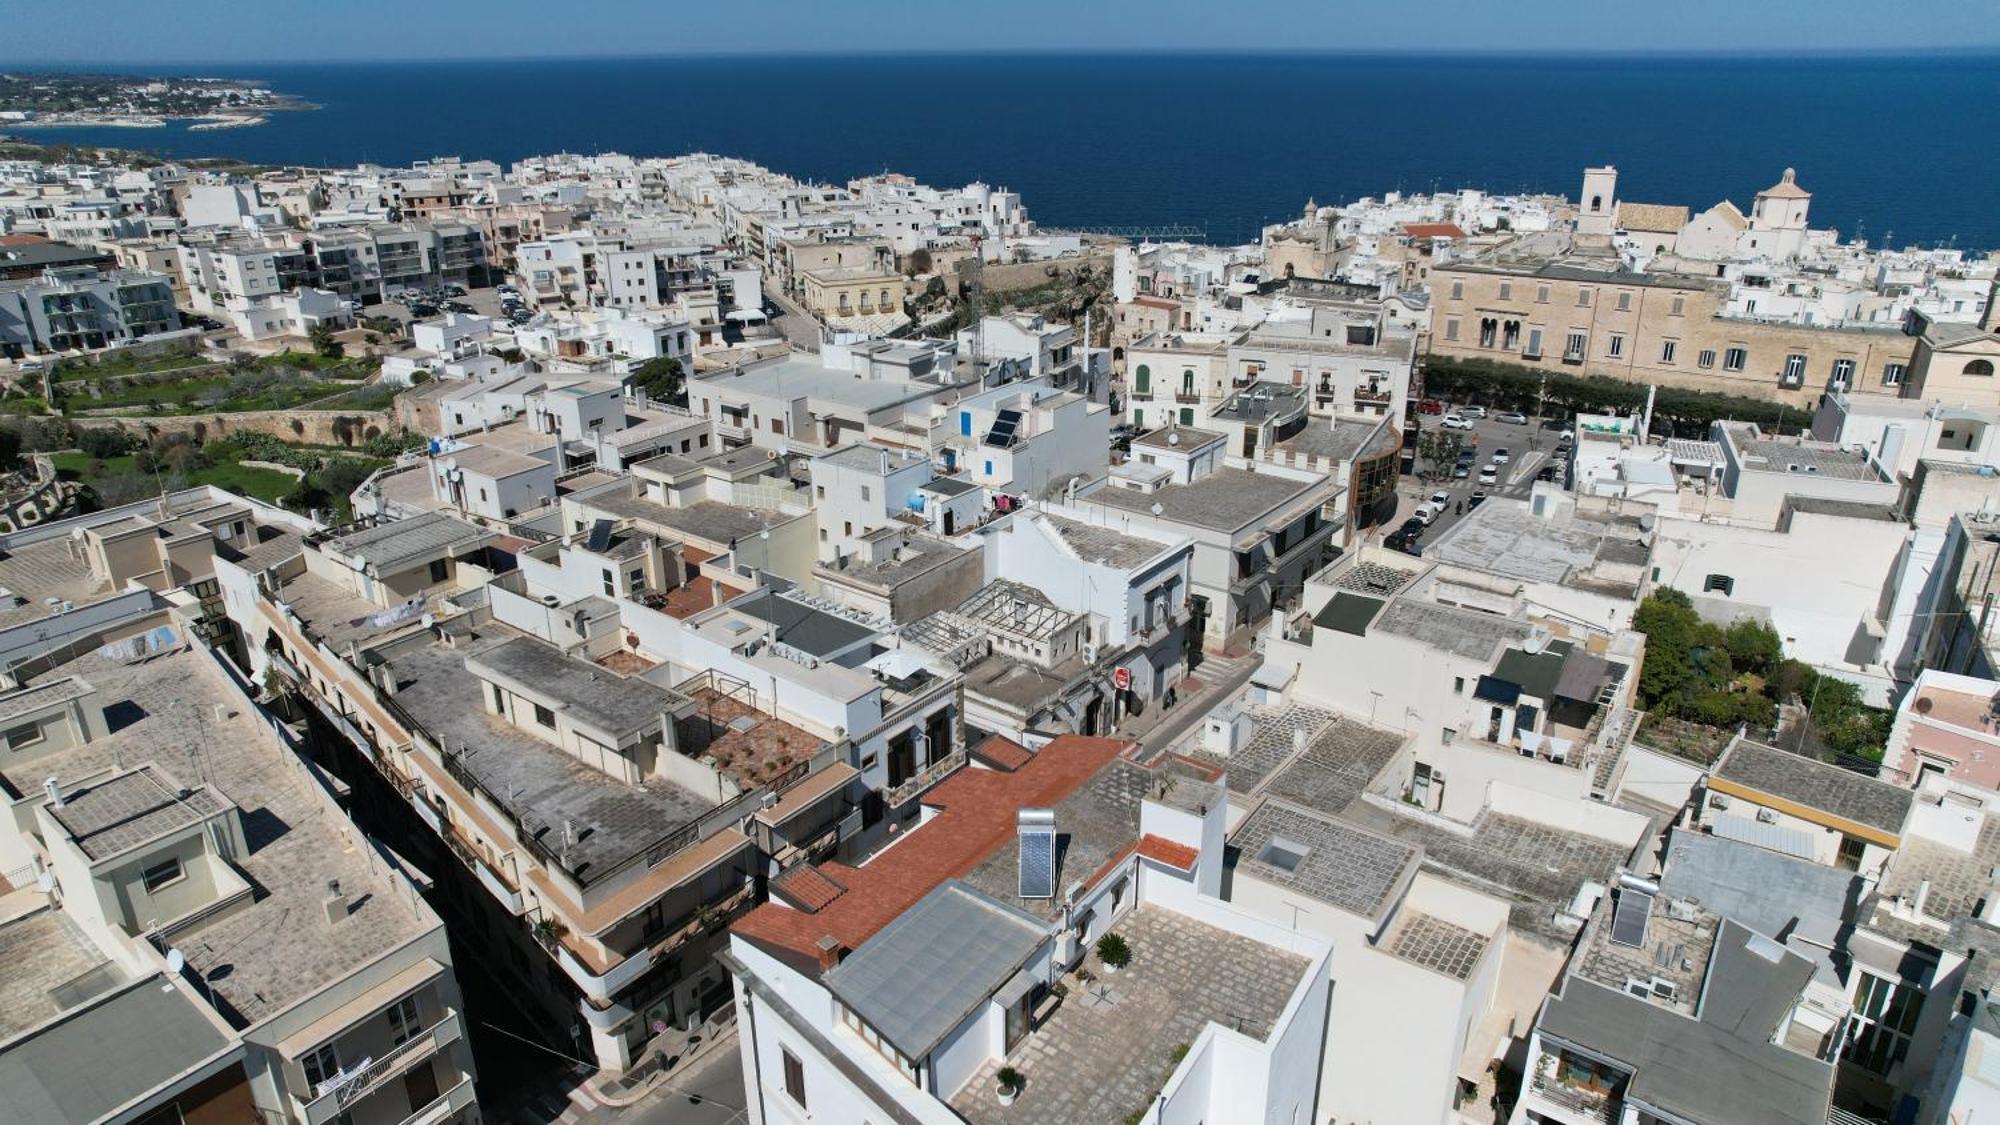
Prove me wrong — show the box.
[322,878,348,924]
[42,777,61,807]
[815,934,845,971]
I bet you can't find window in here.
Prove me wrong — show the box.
[1444,318,1460,341]
[815,485,825,499]
[1670,295,1686,316]
[533,703,556,728]
[1967,359,1996,378]
[428,559,449,583]
[1449,280,1463,301]
[1616,291,1632,311]
[1698,348,1717,369]
[141,856,183,893]
[1536,284,1550,304]
[1845,971,1926,1076]
[1524,327,1544,359]
[782,1048,807,1108]
[1453,676,1465,694]
[602,569,616,596]
[1660,340,1677,364]
[4,722,43,751]
[386,996,421,1046]
[1564,332,1587,361]
[770,418,784,435]
[1134,364,1151,393]
[1607,334,1624,359]
[1703,574,1735,596]
[1883,363,1907,387]
[1832,358,1856,387]
[1781,353,1807,383]
[302,1043,340,1089]
[1498,282,1512,301]
[1577,289,1593,308]
[1478,318,1497,348]
[1724,347,1748,372]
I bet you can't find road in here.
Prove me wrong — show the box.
[585,1036,748,1125]
[1391,408,1569,547]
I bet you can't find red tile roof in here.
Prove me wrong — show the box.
[1402,223,1467,241]
[772,863,848,913]
[1136,834,1199,872]
[971,734,1033,772]
[733,735,1133,969]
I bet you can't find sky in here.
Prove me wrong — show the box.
[6,0,1998,63]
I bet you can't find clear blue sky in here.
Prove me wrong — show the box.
[7,0,1997,64]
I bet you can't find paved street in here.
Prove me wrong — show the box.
[584,1035,748,1125]
[1388,407,1569,547]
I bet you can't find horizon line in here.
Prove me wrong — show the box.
[9,45,2000,67]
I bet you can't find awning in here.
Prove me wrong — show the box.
[993,967,1041,1010]
[1473,676,1521,705]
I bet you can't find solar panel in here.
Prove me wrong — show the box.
[985,409,1022,449]
[1610,888,1653,947]
[1018,829,1055,898]
[585,519,614,553]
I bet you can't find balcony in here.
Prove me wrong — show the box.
[299,1013,465,1125]
[444,829,524,914]
[1525,1049,1624,1125]
[1174,391,1202,405]
[553,882,757,1002]
[885,746,967,808]
[401,1076,476,1125]
[1354,387,1392,406]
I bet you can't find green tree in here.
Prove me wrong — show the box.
[0,427,20,474]
[1721,618,1784,676]
[308,323,344,359]
[630,356,685,406]
[1415,429,1463,482]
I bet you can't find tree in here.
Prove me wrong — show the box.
[904,248,933,276]
[308,323,344,360]
[630,356,685,406]
[75,427,132,460]
[0,428,20,475]
[1415,429,1463,482]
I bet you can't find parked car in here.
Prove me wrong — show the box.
[1459,405,1488,419]
[1497,411,1529,425]
[1491,448,1511,464]
[1419,398,1446,415]
[1452,464,1471,480]
[1558,430,1575,447]
[1429,490,1452,508]
[1468,491,1489,509]
[1414,502,1443,526]
[1440,413,1474,430]
[1478,466,1498,486]
[1397,517,1426,538]
[1388,531,1424,557]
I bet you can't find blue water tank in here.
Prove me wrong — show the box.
[906,493,926,512]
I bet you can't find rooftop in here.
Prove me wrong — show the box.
[1131,425,1225,453]
[318,512,493,575]
[732,735,1131,968]
[1372,597,1537,662]
[0,537,113,628]
[951,905,1308,1125]
[1385,910,1491,980]
[1659,829,1860,957]
[735,593,879,659]
[45,765,226,862]
[1229,798,1418,920]
[683,685,824,788]
[1041,514,1174,569]
[1710,737,1913,842]
[579,488,784,549]
[1722,423,1885,483]
[818,534,970,590]
[706,356,944,414]
[826,881,1048,1060]
[1273,416,1398,464]
[0,909,114,1040]
[466,633,689,742]
[0,977,233,1125]
[380,629,716,880]
[1090,466,1325,534]
[1423,498,1650,593]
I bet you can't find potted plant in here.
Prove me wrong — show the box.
[996,1066,1024,1106]
[532,915,568,949]
[1096,932,1131,974]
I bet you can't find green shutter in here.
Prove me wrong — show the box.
[1135,364,1150,393]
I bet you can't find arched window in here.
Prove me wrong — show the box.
[1590,195,1603,213]
[1966,359,1996,378]
[1134,364,1151,393]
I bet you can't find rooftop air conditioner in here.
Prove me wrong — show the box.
[1755,807,1779,824]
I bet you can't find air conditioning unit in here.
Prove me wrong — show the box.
[1708,793,1731,811]
[1755,807,1779,825]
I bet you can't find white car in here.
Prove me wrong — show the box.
[1440,414,1474,430]
[1478,467,1499,486]
[1491,448,1511,464]
[1414,502,1443,525]
[1460,405,1489,419]
[1429,490,1452,508]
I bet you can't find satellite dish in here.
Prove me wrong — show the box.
[165,948,185,974]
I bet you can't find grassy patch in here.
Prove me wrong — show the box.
[51,450,302,507]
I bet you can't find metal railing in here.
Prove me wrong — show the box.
[885,746,967,807]
[301,1014,462,1125]
[1527,1071,1621,1124]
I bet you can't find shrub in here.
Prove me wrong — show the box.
[1095,932,1131,969]
[996,1066,1023,1093]
[75,427,133,460]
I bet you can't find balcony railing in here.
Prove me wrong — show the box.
[1175,391,1202,404]
[300,1013,464,1125]
[400,1075,476,1125]
[1527,1071,1621,1124]
[1354,387,1392,405]
[885,747,967,807]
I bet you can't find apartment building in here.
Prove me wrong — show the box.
[1429,252,1917,405]
[724,734,1333,1125]
[0,265,179,357]
[0,592,478,1125]
[1228,301,1417,423]
[691,354,955,454]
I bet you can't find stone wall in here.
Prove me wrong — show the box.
[956,251,1116,295]
[68,408,399,448]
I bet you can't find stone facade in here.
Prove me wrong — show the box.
[1428,261,1917,406]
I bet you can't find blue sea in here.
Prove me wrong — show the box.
[18,53,2000,250]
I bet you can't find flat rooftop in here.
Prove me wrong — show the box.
[1275,416,1398,464]
[951,905,1308,1125]
[1424,499,1649,592]
[1710,737,1913,841]
[0,909,115,1041]
[45,765,227,862]
[380,629,716,881]
[705,357,944,413]
[579,488,784,549]
[684,685,824,788]
[0,537,112,628]
[1041,514,1174,569]
[963,757,1177,923]
[317,511,494,574]
[1229,798,1418,920]
[819,533,969,590]
[272,570,423,651]
[466,634,689,741]
[1722,423,1884,482]
[1373,596,1537,662]
[1,636,432,1027]
[1090,467,1324,534]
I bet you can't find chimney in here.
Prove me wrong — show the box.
[1915,879,1933,917]
[322,878,348,924]
[814,934,844,971]
[42,776,62,807]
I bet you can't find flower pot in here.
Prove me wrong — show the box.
[998,1085,1019,1106]
[1101,961,1122,975]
